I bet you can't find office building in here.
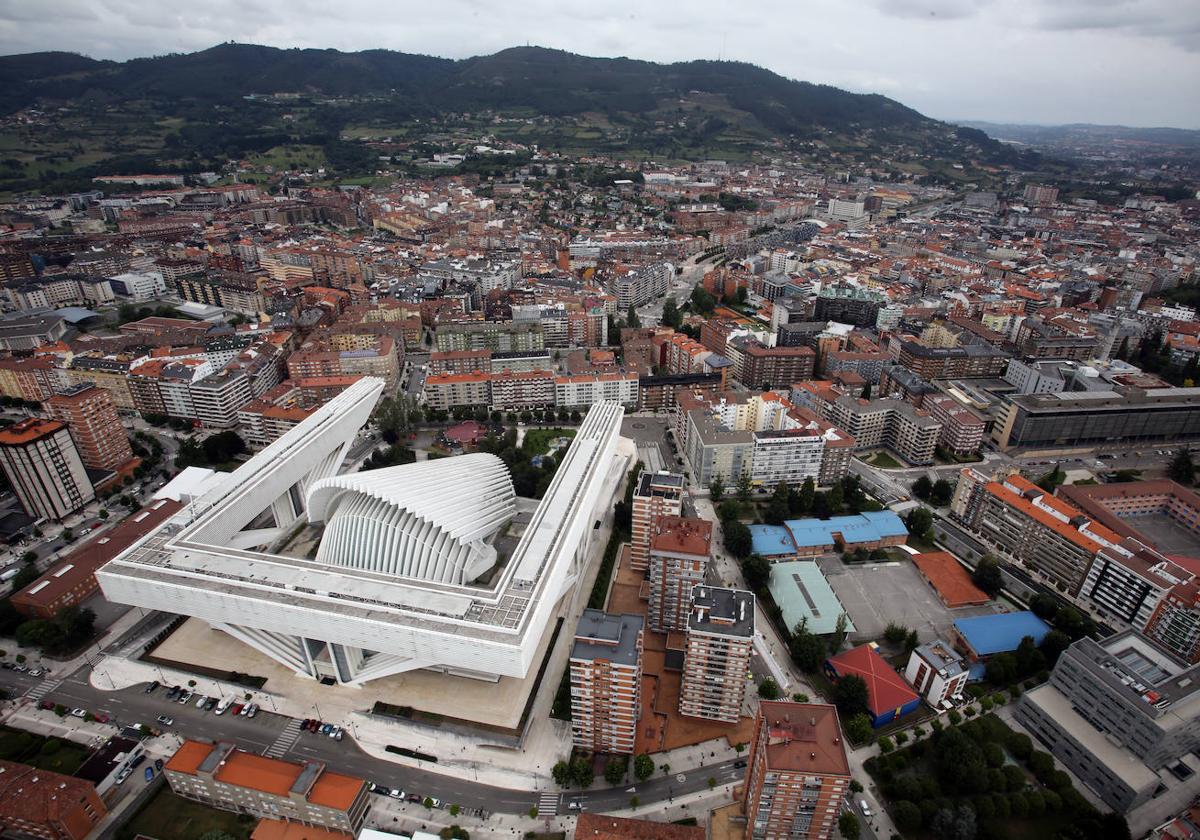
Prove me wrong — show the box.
[0,418,95,521]
[743,701,851,840]
[630,471,684,572]
[165,740,369,834]
[994,388,1200,450]
[647,516,712,632]
[569,610,644,755]
[98,380,627,687]
[0,760,107,840]
[46,384,134,473]
[679,586,754,723]
[1016,632,1200,811]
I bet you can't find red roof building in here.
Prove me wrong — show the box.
[824,644,920,728]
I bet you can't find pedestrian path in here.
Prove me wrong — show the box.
[264,717,302,758]
[537,790,560,817]
[24,678,61,704]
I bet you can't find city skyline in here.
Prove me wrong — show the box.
[2,0,1199,129]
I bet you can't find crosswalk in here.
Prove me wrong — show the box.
[24,678,61,704]
[264,718,303,759]
[536,791,560,817]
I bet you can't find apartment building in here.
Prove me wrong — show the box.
[46,384,134,472]
[1078,539,1193,635]
[0,760,107,840]
[743,701,851,840]
[434,320,544,353]
[1016,632,1200,811]
[735,341,816,390]
[647,516,712,632]
[958,472,1126,594]
[555,371,639,409]
[190,368,254,428]
[423,372,490,410]
[813,284,884,327]
[892,338,1010,379]
[0,419,95,521]
[0,356,63,402]
[488,369,555,411]
[679,586,754,723]
[923,393,986,456]
[429,350,492,375]
[630,471,685,572]
[826,395,941,466]
[165,740,369,834]
[904,640,969,707]
[64,355,136,411]
[608,262,673,309]
[569,609,644,755]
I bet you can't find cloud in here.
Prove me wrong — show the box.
[872,0,993,22]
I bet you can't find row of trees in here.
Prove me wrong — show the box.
[175,430,247,469]
[911,475,954,506]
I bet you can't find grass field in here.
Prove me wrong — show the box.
[865,451,904,469]
[0,725,91,775]
[118,789,254,840]
[522,427,576,456]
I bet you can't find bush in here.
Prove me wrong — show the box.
[947,710,962,725]
[894,732,908,746]
[892,800,922,831]
[877,736,894,753]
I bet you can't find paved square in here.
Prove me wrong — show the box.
[816,557,997,644]
[1128,513,1200,555]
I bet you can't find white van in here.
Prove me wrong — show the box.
[214,699,231,715]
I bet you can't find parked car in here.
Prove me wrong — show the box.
[327,725,340,739]
[428,798,444,809]
[13,663,27,672]
[154,758,163,772]
[144,767,154,782]
[734,760,747,769]
[144,680,160,694]
[156,715,174,726]
[238,703,251,716]
[320,723,332,736]
[204,697,218,712]
[405,793,423,804]
[69,708,86,718]
[301,718,313,732]
[38,699,53,710]
[130,754,146,769]
[165,686,180,700]
[389,788,405,799]
[177,690,192,704]
[93,712,110,724]
[194,694,208,709]
[115,768,131,786]
[28,668,43,678]
[245,703,258,718]
[229,703,243,716]
[860,800,873,818]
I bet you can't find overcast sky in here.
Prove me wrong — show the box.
[2,0,1198,128]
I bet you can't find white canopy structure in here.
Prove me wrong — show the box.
[307,454,515,585]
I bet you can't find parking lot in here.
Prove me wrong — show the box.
[816,556,997,644]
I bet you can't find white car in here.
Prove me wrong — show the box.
[69,708,87,718]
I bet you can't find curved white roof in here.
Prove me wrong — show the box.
[306,453,515,585]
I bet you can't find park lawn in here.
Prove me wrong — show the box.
[118,789,254,840]
[522,427,576,456]
[0,726,90,775]
[864,451,903,469]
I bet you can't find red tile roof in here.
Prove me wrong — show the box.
[826,644,918,717]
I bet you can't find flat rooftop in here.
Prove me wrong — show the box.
[768,560,855,636]
[572,609,644,667]
[688,586,754,638]
[756,701,850,777]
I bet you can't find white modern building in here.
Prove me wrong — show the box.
[98,378,627,686]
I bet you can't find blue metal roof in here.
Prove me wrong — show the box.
[749,524,796,557]
[749,511,908,556]
[953,611,1051,657]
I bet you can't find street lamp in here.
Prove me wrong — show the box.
[312,701,323,721]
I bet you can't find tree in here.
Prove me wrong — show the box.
[832,674,869,719]
[794,477,815,515]
[843,714,872,743]
[604,757,626,786]
[1029,592,1059,619]
[758,677,782,699]
[893,800,922,832]
[789,619,826,672]
[690,286,716,316]
[626,305,641,329]
[860,383,872,400]
[708,476,725,501]
[931,479,954,506]
[661,296,683,329]
[741,554,771,591]
[723,521,753,559]
[764,482,789,525]
[1040,629,1071,664]
[930,804,976,840]
[912,475,933,500]
[736,472,753,502]
[972,555,1003,598]
[552,761,571,787]
[904,629,920,652]
[906,507,934,541]
[831,612,849,653]
[838,812,861,840]
[1169,448,1195,485]
[633,753,654,781]
[570,757,593,788]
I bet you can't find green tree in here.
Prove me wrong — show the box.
[736,472,753,502]
[788,619,826,672]
[906,507,934,540]
[838,811,860,840]
[831,612,849,654]
[832,674,869,719]
[552,761,571,787]
[912,475,933,500]
[626,305,641,329]
[930,804,976,840]
[931,478,954,506]
[604,757,626,786]
[690,286,716,316]
[570,757,593,788]
[794,477,815,515]
[764,481,789,525]
[1169,448,1195,485]
[633,753,654,781]
[661,296,683,329]
[741,554,771,591]
[708,476,725,501]
[972,555,1003,598]
[758,678,782,699]
[724,521,753,559]
[892,800,922,832]
[844,714,873,743]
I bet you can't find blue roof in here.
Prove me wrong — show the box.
[749,524,796,557]
[953,611,1051,657]
[782,511,908,549]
